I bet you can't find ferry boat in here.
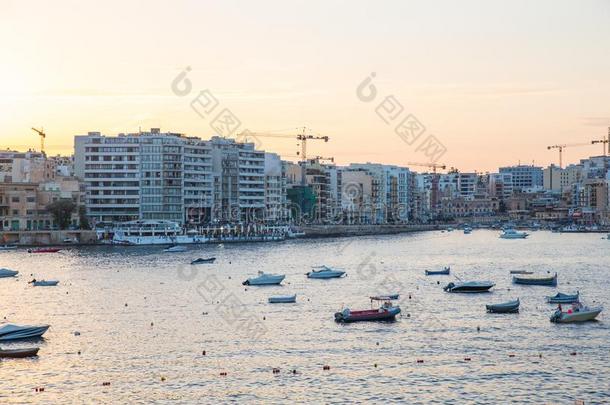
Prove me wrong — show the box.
[97,221,208,245]
[97,221,291,246]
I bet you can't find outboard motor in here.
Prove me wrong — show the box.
[443,282,455,292]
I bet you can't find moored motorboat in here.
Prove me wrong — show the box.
[547,291,579,304]
[463,227,472,234]
[0,245,17,251]
[335,299,401,323]
[243,271,285,286]
[500,229,529,239]
[0,268,19,278]
[486,298,520,313]
[306,265,346,279]
[0,347,39,358]
[513,273,557,286]
[28,248,62,253]
[268,294,297,303]
[369,294,399,300]
[550,303,602,323]
[426,267,450,275]
[444,281,495,293]
[0,324,50,341]
[29,279,59,287]
[164,245,187,253]
[191,257,216,264]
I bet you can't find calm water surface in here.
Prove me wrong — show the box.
[0,230,609,404]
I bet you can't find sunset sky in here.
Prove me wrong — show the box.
[1,0,609,171]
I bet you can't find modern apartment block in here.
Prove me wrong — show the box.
[499,164,543,192]
[210,136,265,222]
[75,129,215,225]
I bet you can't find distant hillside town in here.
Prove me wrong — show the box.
[1,127,610,233]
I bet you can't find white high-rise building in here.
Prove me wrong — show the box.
[74,129,215,224]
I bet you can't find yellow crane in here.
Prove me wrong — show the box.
[31,127,46,155]
[308,156,334,164]
[406,162,447,174]
[237,127,329,162]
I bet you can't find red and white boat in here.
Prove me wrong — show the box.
[27,248,62,254]
[334,299,401,323]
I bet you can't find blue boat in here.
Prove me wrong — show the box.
[268,294,296,304]
[486,298,520,313]
[513,273,557,286]
[547,291,579,303]
[426,267,450,276]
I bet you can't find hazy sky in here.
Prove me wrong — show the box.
[1,0,609,171]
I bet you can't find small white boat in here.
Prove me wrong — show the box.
[0,323,50,341]
[243,271,285,286]
[268,294,297,303]
[306,265,346,279]
[463,227,472,234]
[0,268,18,278]
[29,279,59,287]
[500,229,529,239]
[164,245,187,253]
[0,245,17,251]
[550,303,602,323]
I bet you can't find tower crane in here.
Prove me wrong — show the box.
[237,127,329,162]
[31,127,46,155]
[547,142,591,168]
[308,156,334,164]
[591,127,610,156]
[406,162,447,174]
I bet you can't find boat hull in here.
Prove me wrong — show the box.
[513,274,557,286]
[444,282,495,293]
[0,348,39,358]
[32,280,59,287]
[547,293,579,304]
[486,300,520,313]
[551,308,602,323]
[191,258,216,265]
[426,269,450,275]
[268,295,296,303]
[0,325,50,341]
[243,275,285,286]
[306,271,345,279]
[0,269,19,278]
[335,307,401,323]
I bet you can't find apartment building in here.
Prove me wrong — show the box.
[499,165,543,192]
[75,129,215,225]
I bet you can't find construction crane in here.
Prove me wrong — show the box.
[238,127,329,162]
[31,127,46,155]
[406,162,447,174]
[547,142,592,168]
[591,127,610,156]
[308,156,334,164]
